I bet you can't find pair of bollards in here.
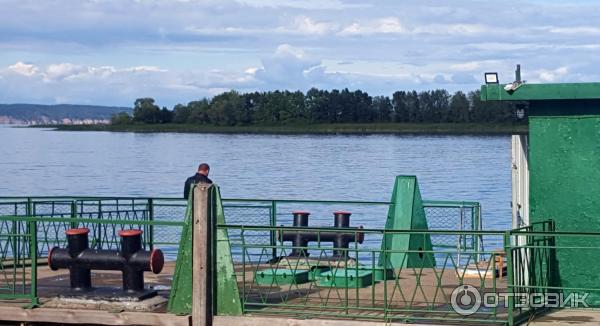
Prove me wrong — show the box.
[280,211,364,258]
[48,228,164,294]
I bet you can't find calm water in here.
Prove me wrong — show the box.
[0,125,512,231]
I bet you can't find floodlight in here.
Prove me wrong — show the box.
[484,72,499,84]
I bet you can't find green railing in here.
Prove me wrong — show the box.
[219,223,507,324]
[0,196,485,320]
[0,196,481,261]
[4,195,599,325]
[506,221,600,325]
[0,217,38,305]
[0,214,185,305]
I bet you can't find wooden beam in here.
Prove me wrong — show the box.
[192,183,212,326]
[0,306,190,326]
[213,316,433,326]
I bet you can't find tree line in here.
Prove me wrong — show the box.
[111,88,526,126]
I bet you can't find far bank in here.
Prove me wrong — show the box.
[38,123,528,135]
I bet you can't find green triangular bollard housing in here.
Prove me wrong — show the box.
[378,176,435,269]
[167,185,242,316]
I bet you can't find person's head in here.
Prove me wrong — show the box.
[197,163,210,176]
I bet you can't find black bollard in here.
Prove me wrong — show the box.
[50,228,92,291]
[333,211,352,257]
[333,211,351,228]
[291,211,310,256]
[49,228,164,297]
[279,211,364,259]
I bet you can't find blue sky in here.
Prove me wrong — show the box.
[1,0,599,106]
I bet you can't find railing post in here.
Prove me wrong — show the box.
[25,198,33,259]
[70,200,78,229]
[96,200,102,249]
[148,198,154,250]
[192,184,213,326]
[26,197,33,216]
[270,200,277,259]
[475,203,483,263]
[457,205,464,266]
[504,231,515,325]
[27,220,40,308]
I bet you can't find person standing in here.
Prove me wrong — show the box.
[183,163,212,200]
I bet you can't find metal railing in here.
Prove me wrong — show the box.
[3,195,598,325]
[0,214,185,306]
[219,223,507,324]
[0,196,485,319]
[506,221,600,325]
[0,196,482,261]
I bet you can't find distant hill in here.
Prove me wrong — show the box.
[0,104,132,125]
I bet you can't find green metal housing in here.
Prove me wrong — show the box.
[482,81,600,305]
[255,268,310,286]
[317,269,373,288]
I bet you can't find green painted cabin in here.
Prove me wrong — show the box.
[482,82,600,305]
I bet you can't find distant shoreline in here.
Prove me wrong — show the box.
[33,123,528,135]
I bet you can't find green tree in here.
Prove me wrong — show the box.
[172,104,191,123]
[392,91,409,122]
[133,98,161,123]
[187,99,210,124]
[372,96,392,122]
[159,107,173,123]
[449,91,470,123]
[210,90,243,126]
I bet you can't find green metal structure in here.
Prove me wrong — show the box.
[379,176,435,269]
[482,81,600,306]
[168,185,242,315]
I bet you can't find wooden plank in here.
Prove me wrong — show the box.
[192,184,212,326]
[0,306,190,326]
[213,316,433,326]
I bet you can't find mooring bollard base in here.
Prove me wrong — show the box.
[57,287,158,302]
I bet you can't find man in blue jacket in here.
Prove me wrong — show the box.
[183,163,212,200]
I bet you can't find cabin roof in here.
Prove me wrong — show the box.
[480,82,600,101]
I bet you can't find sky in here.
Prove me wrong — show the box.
[0,0,599,107]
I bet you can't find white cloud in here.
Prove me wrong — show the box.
[235,0,369,10]
[45,63,87,81]
[252,44,327,87]
[125,66,167,73]
[7,62,39,76]
[286,16,339,35]
[414,23,487,35]
[548,26,600,35]
[535,66,569,83]
[339,17,406,36]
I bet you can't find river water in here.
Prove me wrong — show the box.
[0,125,512,232]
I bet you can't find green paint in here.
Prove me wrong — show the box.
[211,185,243,316]
[482,81,600,306]
[317,269,373,288]
[254,268,310,286]
[529,115,600,305]
[378,176,435,269]
[168,185,242,316]
[167,195,194,315]
[481,83,600,101]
